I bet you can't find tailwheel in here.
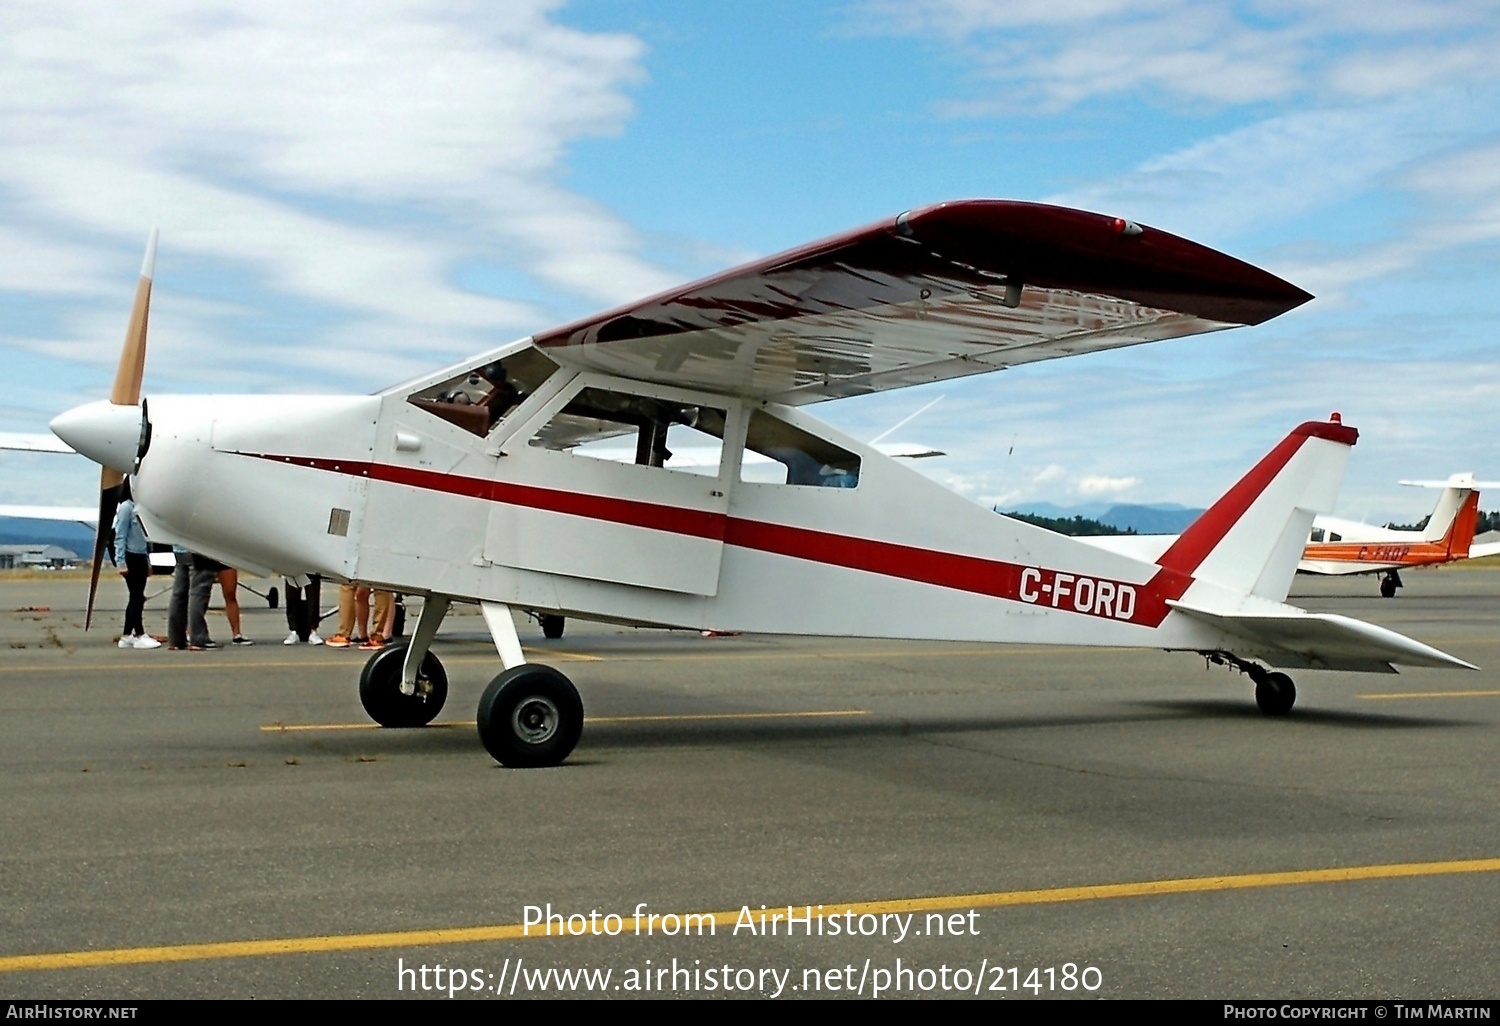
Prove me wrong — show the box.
[1254,671,1297,716]
[477,664,583,768]
[1379,571,1401,598]
[539,614,565,639]
[358,642,448,727]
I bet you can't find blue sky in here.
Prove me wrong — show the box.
[3,0,1498,522]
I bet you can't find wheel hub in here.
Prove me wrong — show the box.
[512,696,560,744]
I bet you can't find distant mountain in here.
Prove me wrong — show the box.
[0,516,95,552]
[1006,502,1204,535]
[1098,504,1203,534]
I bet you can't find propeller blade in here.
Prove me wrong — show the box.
[85,474,124,631]
[85,229,157,631]
[111,228,156,406]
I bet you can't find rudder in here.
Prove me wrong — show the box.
[1157,416,1357,601]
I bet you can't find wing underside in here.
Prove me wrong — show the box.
[533,200,1312,403]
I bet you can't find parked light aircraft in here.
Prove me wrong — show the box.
[48,201,1476,767]
[1302,475,1500,595]
[1079,473,1498,597]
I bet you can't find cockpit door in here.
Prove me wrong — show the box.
[483,376,742,596]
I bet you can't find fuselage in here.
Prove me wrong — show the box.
[87,340,1336,661]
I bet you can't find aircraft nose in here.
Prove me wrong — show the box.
[50,400,145,474]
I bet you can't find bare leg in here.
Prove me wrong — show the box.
[219,568,243,638]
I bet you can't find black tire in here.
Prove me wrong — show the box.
[1380,576,1398,598]
[1255,671,1296,716]
[477,665,583,768]
[540,614,565,640]
[358,642,448,727]
[267,586,279,609]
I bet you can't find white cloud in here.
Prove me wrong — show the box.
[860,0,1500,108]
[0,0,677,404]
[1076,475,1140,496]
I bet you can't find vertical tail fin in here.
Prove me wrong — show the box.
[1157,415,1357,601]
[1443,491,1481,558]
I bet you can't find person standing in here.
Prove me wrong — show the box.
[112,480,160,650]
[215,565,253,645]
[186,553,219,650]
[167,546,191,650]
[283,575,324,645]
[361,590,394,650]
[325,583,368,648]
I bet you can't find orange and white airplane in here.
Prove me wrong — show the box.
[1300,474,1500,596]
[1080,471,1498,597]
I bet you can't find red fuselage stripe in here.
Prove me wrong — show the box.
[239,452,1196,626]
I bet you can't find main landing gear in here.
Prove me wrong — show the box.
[1380,569,1402,599]
[1204,652,1297,716]
[477,664,583,768]
[358,640,448,727]
[357,595,583,767]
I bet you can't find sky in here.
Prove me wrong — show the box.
[3,0,1498,523]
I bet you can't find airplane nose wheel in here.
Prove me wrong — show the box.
[358,642,449,727]
[1254,671,1297,716]
[477,664,583,768]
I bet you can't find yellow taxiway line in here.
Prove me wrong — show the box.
[260,709,872,732]
[3,857,1497,973]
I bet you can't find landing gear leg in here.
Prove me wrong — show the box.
[478,601,582,767]
[1380,570,1402,598]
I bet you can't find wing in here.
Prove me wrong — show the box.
[1,432,76,454]
[534,200,1312,404]
[0,505,99,527]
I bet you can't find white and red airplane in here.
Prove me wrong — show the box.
[47,201,1476,766]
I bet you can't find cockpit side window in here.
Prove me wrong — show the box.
[531,386,729,476]
[407,348,558,436]
[741,409,860,488]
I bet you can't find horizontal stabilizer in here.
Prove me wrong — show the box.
[1167,600,1478,673]
[1399,474,1500,490]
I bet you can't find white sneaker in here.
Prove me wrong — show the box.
[134,635,161,649]
[284,631,300,645]
[118,635,137,649]
[308,631,324,646]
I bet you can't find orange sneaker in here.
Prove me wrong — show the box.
[325,634,352,648]
[359,635,385,651]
